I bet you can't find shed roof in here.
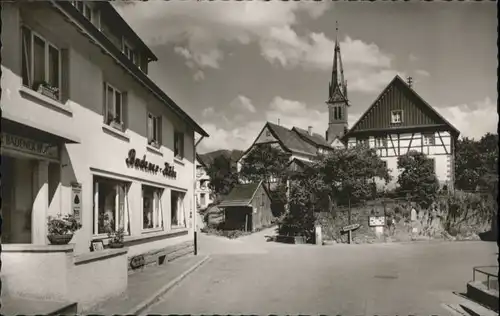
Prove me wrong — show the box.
[218,181,267,207]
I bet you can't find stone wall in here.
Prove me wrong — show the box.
[127,241,194,274]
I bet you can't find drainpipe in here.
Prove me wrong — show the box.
[193,135,205,255]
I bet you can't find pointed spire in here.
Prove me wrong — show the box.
[328,21,347,103]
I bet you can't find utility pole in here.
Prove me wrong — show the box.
[348,194,352,244]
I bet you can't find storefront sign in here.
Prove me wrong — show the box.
[125,149,177,178]
[1,132,58,160]
[71,183,82,223]
[369,216,386,227]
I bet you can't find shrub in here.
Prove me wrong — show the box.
[47,213,82,235]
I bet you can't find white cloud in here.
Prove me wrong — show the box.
[116,2,399,92]
[198,96,364,152]
[409,53,418,62]
[202,107,215,117]
[193,70,205,81]
[434,97,498,140]
[230,95,256,113]
[415,69,430,77]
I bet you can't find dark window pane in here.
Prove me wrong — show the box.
[33,36,46,86]
[48,45,59,90]
[107,86,113,123]
[21,27,31,87]
[115,91,121,121]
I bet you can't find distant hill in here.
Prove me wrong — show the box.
[198,149,244,168]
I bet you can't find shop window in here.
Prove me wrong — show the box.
[93,176,130,235]
[142,185,163,230]
[21,26,62,101]
[174,131,184,159]
[147,112,161,147]
[171,190,185,227]
[103,82,125,131]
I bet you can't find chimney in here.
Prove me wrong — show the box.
[308,126,313,136]
[278,118,280,126]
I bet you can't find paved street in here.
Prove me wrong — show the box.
[143,229,497,315]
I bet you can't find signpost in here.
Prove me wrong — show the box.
[342,223,361,244]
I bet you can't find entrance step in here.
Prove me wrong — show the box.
[466,281,499,312]
[1,297,77,315]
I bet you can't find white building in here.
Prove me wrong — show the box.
[342,75,460,190]
[1,1,208,311]
[195,154,214,211]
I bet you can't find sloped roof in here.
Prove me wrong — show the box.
[266,122,318,156]
[292,127,331,148]
[344,75,460,138]
[218,181,268,207]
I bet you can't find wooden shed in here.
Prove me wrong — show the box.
[218,181,274,232]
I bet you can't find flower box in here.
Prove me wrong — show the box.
[35,82,59,101]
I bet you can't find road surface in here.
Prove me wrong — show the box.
[143,231,497,315]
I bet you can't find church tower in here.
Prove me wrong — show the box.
[325,21,349,144]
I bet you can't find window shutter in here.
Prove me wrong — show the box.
[60,49,70,102]
[122,92,128,130]
[102,83,107,123]
[147,114,153,143]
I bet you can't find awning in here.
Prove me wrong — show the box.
[2,113,81,144]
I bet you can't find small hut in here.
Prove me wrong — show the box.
[218,181,274,232]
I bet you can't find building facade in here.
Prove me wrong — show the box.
[195,154,214,211]
[342,75,460,190]
[1,1,207,310]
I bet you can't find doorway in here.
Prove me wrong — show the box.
[1,155,35,243]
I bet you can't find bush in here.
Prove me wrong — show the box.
[201,226,251,239]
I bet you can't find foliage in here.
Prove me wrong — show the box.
[455,133,498,192]
[239,143,290,188]
[107,227,125,244]
[47,213,82,235]
[397,150,439,209]
[443,190,494,234]
[206,155,239,200]
[316,146,391,206]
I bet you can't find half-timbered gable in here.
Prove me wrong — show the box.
[343,75,460,190]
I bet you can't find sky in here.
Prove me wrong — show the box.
[115,1,498,154]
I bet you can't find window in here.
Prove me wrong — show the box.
[426,158,436,174]
[93,176,129,235]
[123,41,139,65]
[21,26,61,101]
[174,131,184,159]
[147,113,161,147]
[200,193,206,207]
[391,110,403,124]
[423,133,435,145]
[356,138,369,147]
[72,2,92,21]
[265,130,271,137]
[171,191,186,227]
[103,83,124,129]
[142,185,163,230]
[375,136,388,148]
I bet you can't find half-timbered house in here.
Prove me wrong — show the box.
[342,75,460,190]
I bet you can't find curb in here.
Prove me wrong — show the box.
[126,255,211,315]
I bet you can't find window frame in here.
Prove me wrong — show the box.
[391,110,403,124]
[171,190,186,228]
[21,25,62,101]
[423,132,435,146]
[375,136,388,148]
[93,177,130,237]
[141,185,164,232]
[174,131,185,159]
[147,112,161,147]
[104,82,124,128]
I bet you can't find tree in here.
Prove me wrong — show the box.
[239,143,290,188]
[206,155,239,201]
[397,150,439,209]
[316,146,391,206]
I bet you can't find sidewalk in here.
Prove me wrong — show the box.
[83,254,210,315]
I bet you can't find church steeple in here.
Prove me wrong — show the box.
[326,21,349,144]
[328,21,348,103]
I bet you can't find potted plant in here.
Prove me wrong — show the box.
[107,227,125,248]
[47,213,82,245]
[33,81,59,100]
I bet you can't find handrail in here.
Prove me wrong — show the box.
[473,266,498,291]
